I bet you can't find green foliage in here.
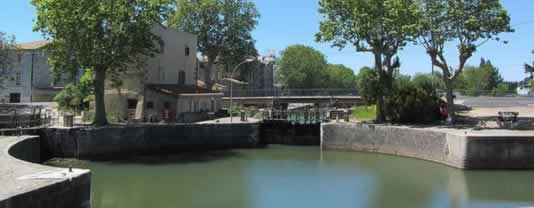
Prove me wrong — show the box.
[277,45,328,88]
[355,67,381,104]
[276,45,356,89]
[351,105,376,121]
[170,0,260,81]
[491,83,509,97]
[460,59,505,96]
[316,0,421,122]
[0,32,18,88]
[416,0,512,123]
[324,64,357,89]
[529,80,534,93]
[32,0,173,125]
[386,77,441,123]
[316,0,421,52]
[54,70,94,114]
[526,50,534,76]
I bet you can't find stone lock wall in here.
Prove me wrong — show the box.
[41,123,261,159]
[321,123,534,169]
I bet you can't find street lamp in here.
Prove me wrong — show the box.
[228,57,256,123]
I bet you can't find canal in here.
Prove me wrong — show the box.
[47,145,534,208]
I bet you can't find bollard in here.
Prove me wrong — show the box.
[240,111,246,122]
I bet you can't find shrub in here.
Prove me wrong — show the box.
[386,79,441,123]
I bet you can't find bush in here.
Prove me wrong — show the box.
[386,79,441,123]
[54,70,93,114]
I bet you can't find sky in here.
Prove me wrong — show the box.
[1,0,533,81]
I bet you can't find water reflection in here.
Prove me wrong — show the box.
[48,145,534,208]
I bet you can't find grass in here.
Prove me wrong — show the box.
[352,105,376,121]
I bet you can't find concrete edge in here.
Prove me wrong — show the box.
[0,136,91,208]
[321,123,534,170]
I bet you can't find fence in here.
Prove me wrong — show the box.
[0,104,53,130]
[223,88,359,97]
[261,109,351,124]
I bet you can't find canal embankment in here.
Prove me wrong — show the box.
[41,123,261,159]
[0,136,90,208]
[321,123,534,169]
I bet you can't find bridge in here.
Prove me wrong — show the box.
[221,88,364,107]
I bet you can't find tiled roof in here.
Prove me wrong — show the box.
[16,40,51,50]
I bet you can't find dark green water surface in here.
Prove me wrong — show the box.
[47,145,534,208]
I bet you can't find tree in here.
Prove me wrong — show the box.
[54,70,94,114]
[276,45,328,88]
[461,59,503,96]
[170,0,259,85]
[0,32,18,88]
[325,64,357,89]
[416,0,512,124]
[355,66,380,104]
[526,50,534,77]
[32,0,173,126]
[316,0,421,122]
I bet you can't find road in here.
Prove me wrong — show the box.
[456,96,534,108]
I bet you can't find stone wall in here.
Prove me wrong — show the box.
[41,123,261,159]
[0,136,90,208]
[321,123,534,169]
[261,121,320,145]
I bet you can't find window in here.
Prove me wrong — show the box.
[146,101,154,109]
[185,47,190,56]
[127,99,138,110]
[164,101,171,109]
[15,71,21,86]
[178,71,186,85]
[9,93,21,103]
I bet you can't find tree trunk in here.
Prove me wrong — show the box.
[373,52,385,122]
[444,78,456,125]
[94,68,108,126]
[204,58,215,89]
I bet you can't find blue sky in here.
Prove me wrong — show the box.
[2,0,533,81]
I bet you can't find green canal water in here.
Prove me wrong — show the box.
[47,145,534,208]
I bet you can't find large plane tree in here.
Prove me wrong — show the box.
[32,0,173,126]
[316,0,421,122]
[416,0,512,124]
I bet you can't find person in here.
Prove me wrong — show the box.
[439,101,448,120]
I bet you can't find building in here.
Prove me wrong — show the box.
[104,25,223,122]
[0,40,80,104]
[197,54,277,96]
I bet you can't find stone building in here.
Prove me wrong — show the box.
[196,55,277,95]
[0,40,80,103]
[104,25,223,122]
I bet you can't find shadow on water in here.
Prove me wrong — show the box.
[46,150,243,167]
[104,150,243,165]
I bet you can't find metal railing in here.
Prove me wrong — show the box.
[223,88,359,97]
[0,104,53,129]
[261,109,351,124]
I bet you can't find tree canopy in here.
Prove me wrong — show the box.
[276,45,356,89]
[325,64,357,89]
[526,50,534,76]
[316,0,421,122]
[170,0,259,83]
[276,45,328,89]
[0,32,18,88]
[416,0,512,123]
[32,0,173,126]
